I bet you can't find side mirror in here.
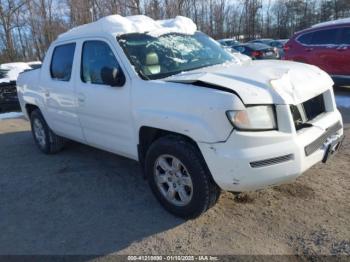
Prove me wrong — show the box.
[101,66,125,87]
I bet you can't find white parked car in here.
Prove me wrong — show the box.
[17,15,344,218]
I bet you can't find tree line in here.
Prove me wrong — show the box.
[1,0,350,63]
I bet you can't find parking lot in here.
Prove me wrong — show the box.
[0,89,349,256]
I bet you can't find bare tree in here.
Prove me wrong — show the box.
[0,0,26,60]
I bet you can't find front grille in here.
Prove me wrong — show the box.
[303,94,325,120]
[250,154,294,168]
[291,93,326,130]
[304,121,342,156]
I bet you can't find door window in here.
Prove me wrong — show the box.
[81,40,125,86]
[311,28,339,45]
[339,27,350,45]
[298,32,313,45]
[50,43,76,81]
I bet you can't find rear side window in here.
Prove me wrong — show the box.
[50,43,76,81]
[81,40,125,86]
[339,27,350,44]
[311,28,339,45]
[298,32,313,45]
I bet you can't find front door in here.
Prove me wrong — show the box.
[75,39,136,158]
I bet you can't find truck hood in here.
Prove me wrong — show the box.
[164,60,333,105]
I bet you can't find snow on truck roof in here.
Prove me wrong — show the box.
[58,15,197,40]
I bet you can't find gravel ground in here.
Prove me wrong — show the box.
[0,92,349,257]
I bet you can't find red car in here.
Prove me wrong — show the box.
[284,18,350,85]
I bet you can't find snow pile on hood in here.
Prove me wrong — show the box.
[59,15,197,39]
[0,62,31,81]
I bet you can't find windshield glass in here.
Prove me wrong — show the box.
[118,32,234,80]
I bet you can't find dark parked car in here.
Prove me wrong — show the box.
[249,38,275,45]
[0,69,9,79]
[249,38,288,58]
[272,39,289,58]
[0,80,19,113]
[218,38,240,47]
[0,62,41,113]
[232,43,278,60]
[283,18,350,85]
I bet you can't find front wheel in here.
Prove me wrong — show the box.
[145,135,221,219]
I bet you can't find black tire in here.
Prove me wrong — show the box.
[145,135,221,219]
[30,109,65,154]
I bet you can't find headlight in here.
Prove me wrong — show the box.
[226,105,277,131]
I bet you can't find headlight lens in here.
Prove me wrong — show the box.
[226,105,277,130]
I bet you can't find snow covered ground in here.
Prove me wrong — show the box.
[0,112,23,120]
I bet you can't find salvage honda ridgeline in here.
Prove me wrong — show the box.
[17,15,344,218]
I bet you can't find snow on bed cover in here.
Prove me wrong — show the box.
[0,112,23,120]
[312,17,350,28]
[59,15,197,39]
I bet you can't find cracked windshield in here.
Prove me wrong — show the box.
[118,32,233,79]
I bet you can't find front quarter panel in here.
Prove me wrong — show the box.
[133,80,245,143]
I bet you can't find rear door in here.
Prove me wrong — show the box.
[335,26,350,76]
[43,42,85,142]
[309,28,341,74]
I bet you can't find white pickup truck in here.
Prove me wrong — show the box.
[17,15,344,218]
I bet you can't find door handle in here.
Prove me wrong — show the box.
[44,90,50,97]
[305,48,313,52]
[77,93,85,104]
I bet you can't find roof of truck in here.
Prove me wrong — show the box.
[58,15,197,41]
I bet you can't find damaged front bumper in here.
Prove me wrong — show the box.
[198,108,343,192]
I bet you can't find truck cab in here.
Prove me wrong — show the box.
[17,15,344,218]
